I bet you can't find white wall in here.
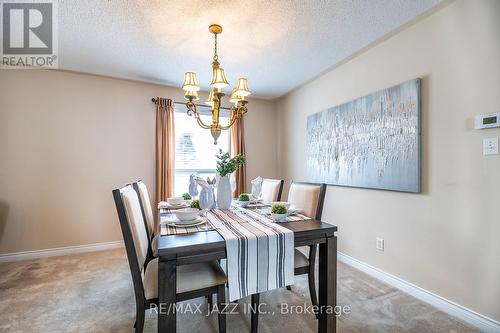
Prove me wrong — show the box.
[0,70,277,254]
[276,0,500,322]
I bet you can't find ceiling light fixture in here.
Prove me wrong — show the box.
[182,24,251,144]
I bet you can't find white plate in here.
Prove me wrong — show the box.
[158,202,190,210]
[164,216,206,227]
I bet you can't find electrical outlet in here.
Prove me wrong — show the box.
[483,138,499,156]
[376,238,385,251]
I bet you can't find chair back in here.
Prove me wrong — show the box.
[112,185,149,303]
[261,179,284,203]
[133,180,155,239]
[287,182,326,220]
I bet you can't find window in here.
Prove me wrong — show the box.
[174,106,230,196]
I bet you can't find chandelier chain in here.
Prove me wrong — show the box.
[213,33,218,61]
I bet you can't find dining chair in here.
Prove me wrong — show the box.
[132,180,158,259]
[133,180,217,310]
[260,178,284,203]
[286,181,327,318]
[113,185,227,333]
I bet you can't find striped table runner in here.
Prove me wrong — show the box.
[207,207,294,301]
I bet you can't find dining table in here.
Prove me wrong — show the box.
[157,205,338,333]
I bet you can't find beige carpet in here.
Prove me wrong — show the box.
[0,249,479,333]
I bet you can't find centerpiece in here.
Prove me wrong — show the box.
[215,149,245,209]
[237,193,250,207]
[271,203,288,222]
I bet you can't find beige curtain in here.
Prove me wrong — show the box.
[230,117,246,196]
[155,98,175,229]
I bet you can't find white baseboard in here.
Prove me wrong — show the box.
[338,252,500,333]
[0,241,124,263]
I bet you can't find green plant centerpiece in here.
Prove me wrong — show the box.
[190,199,200,210]
[271,204,287,215]
[271,203,287,222]
[182,193,192,200]
[216,149,246,177]
[237,193,250,207]
[238,193,250,201]
[215,149,246,210]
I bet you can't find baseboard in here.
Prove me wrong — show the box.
[0,241,124,263]
[338,252,500,333]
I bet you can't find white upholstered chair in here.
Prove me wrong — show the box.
[113,185,227,333]
[260,178,284,203]
[287,182,325,220]
[286,181,327,318]
[132,181,158,258]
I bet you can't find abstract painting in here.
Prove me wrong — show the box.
[306,78,421,192]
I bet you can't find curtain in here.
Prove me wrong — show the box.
[230,117,246,196]
[155,98,175,229]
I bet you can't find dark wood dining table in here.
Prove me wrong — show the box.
[157,209,338,333]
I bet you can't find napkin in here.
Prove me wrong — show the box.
[195,176,209,188]
[188,174,199,197]
[251,176,263,200]
[196,176,216,210]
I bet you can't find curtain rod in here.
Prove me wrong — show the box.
[151,98,232,111]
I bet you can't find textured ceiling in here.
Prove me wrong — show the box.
[58,0,443,98]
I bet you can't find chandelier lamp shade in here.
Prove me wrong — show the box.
[205,90,216,107]
[182,72,201,91]
[182,24,251,144]
[184,90,200,101]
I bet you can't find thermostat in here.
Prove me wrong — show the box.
[475,112,500,129]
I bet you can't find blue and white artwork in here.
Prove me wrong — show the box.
[306,78,421,193]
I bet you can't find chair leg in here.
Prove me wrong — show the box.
[217,284,226,333]
[251,293,260,333]
[308,244,319,319]
[135,301,145,333]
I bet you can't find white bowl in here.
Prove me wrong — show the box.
[272,201,290,210]
[167,197,184,206]
[271,213,287,222]
[174,208,200,221]
[238,200,250,207]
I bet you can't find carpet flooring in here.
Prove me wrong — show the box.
[0,249,480,332]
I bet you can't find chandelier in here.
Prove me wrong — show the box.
[181,24,251,144]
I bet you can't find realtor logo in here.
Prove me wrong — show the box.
[1,0,58,68]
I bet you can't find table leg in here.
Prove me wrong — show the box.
[318,235,337,333]
[158,256,177,333]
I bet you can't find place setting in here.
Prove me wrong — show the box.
[160,206,216,235]
[233,188,309,222]
[157,196,190,211]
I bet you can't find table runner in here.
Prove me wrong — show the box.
[207,207,294,301]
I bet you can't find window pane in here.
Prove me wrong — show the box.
[174,109,230,196]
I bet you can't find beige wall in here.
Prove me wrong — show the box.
[277,0,500,322]
[0,70,277,254]
[240,98,278,189]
